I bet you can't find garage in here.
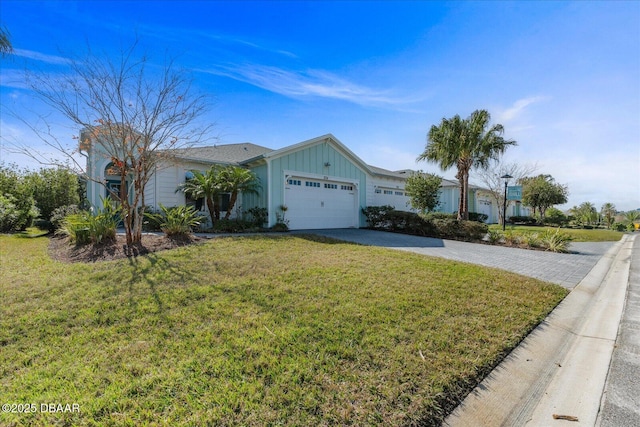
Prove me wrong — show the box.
[284,177,358,230]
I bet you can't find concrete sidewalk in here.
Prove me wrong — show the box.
[443,234,636,427]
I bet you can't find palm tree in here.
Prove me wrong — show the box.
[0,26,13,57]
[418,109,516,220]
[600,203,616,229]
[176,166,224,226]
[219,166,261,219]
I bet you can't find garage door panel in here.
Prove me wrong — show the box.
[285,178,357,230]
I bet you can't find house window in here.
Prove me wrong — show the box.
[324,183,337,189]
[287,179,301,186]
[220,193,230,212]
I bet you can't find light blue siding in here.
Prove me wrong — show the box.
[268,141,368,227]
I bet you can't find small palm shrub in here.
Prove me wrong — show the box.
[89,199,119,244]
[524,232,542,248]
[57,212,92,245]
[145,205,200,237]
[487,229,503,244]
[503,228,524,246]
[540,229,572,253]
[57,198,119,245]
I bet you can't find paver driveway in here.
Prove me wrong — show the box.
[296,229,615,288]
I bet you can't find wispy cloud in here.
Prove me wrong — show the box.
[199,63,422,107]
[496,96,549,122]
[13,49,69,65]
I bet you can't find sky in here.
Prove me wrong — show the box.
[1,0,639,211]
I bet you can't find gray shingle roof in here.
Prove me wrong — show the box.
[171,143,273,164]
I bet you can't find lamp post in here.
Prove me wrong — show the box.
[501,174,513,231]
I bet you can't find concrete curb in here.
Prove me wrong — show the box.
[444,234,635,427]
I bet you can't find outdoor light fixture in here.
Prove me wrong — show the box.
[501,174,513,231]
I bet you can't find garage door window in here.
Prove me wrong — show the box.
[324,183,338,189]
[287,179,301,186]
[341,185,353,191]
[305,181,321,188]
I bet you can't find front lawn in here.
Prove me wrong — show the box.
[489,224,625,242]
[0,234,567,426]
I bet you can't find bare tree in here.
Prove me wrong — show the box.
[472,159,537,225]
[12,41,211,245]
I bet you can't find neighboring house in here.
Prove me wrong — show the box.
[84,133,499,229]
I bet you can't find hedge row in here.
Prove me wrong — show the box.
[362,206,488,241]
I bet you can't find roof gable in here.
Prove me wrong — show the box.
[249,134,374,174]
[172,143,272,164]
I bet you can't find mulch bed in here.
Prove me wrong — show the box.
[48,234,203,263]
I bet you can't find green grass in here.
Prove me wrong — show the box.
[488,224,624,242]
[0,234,567,426]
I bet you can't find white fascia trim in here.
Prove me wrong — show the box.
[283,169,360,187]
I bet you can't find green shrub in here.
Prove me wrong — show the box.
[50,205,83,231]
[270,222,289,232]
[508,215,537,225]
[461,221,489,240]
[145,205,200,237]
[468,212,488,222]
[424,212,457,220]
[25,167,80,221]
[430,218,487,241]
[611,222,626,232]
[362,205,395,229]
[543,208,568,227]
[0,193,39,232]
[245,207,268,227]
[213,219,257,233]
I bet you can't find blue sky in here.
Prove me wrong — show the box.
[1,1,639,211]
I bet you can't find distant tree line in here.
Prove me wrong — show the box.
[0,164,84,232]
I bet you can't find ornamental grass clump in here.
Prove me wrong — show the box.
[540,228,573,253]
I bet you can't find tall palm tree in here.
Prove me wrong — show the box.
[600,203,616,229]
[176,166,224,226]
[219,166,261,219]
[418,109,516,220]
[0,26,13,57]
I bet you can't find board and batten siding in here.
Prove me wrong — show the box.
[243,163,269,214]
[267,141,368,227]
[369,176,412,212]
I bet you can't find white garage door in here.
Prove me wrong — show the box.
[285,177,358,230]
